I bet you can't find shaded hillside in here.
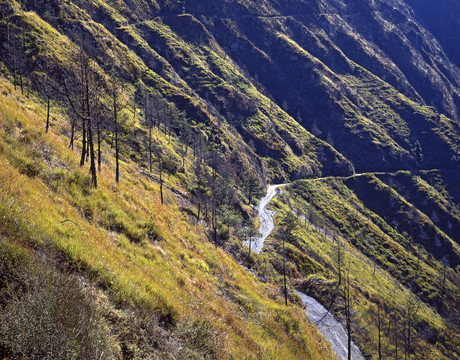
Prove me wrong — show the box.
[265,176,460,359]
[0,0,459,359]
[2,0,460,177]
[375,170,460,244]
[408,0,460,68]
[0,79,338,359]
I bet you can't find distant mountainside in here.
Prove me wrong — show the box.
[0,0,459,359]
[2,0,460,180]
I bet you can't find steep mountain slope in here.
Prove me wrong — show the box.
[0,79,337,359]
[4,0,460,178]
[0,0,459,359]
[266,175,460,359]
[407,0,460,69]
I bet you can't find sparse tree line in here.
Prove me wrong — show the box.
[275,186,457,360]
[1,6,459,360]
[0,8,265,248]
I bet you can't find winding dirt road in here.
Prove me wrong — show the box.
[250,184,286,254]
[296,291,366,360]
[248,183,366,360]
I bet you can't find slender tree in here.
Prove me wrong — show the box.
[84,67,97,188]
[192,159,209,220]
[154,147,165,205]
[344,273,352,360]
[279,211,299,305]
[177,111,191,171]
[76,41,88,167]
[243,225,258,261]
[243,170,263,205]
[63,60,97,188]
[33,64,56,133]
[4,16,28,95]
[403,293,421,360]
[112,78,120,183]
[143,93,153,172]
[96,111,102,172]
[335,237,344,286]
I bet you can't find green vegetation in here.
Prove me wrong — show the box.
[0,0,459,359]
[0,77,337,359]
[255,176,460,359]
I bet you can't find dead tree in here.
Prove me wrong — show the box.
[145,94,153,172]
[92,99,109,174]
[158,151,164,204]
[33,64,56,133]
[403,293,421,360]
[4,19,27,93]
[279,211,299,306]
[243,225,258,261]
[177,111,191,172]
[344,273,352,360]
[64,60,97,188]
[335,237,344,286]
[112,79,120,183]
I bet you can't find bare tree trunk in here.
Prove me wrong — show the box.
[159,157,164,204]
[97,117,101,173]
[149,126,152,172]
[69,119,75,149]
[88,124,97,188]
[113,86,119,183]
[45,96,50,133]
[80,116,86,166]
[182,146,185,171]
[212,202,217,244]
[283,238,288,306]
[86,126,90,162]
[13,54,17,91]
[86,123,91,159]
[19,28,25,95]
[84,71,97,188]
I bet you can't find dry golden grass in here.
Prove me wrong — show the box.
[0,78,337,359]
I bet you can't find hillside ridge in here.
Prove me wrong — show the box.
[0,0,459,359]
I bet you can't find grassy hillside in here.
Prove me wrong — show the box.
[0,0,459,359]
[0,79,338,359]
[253,175,460,359]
